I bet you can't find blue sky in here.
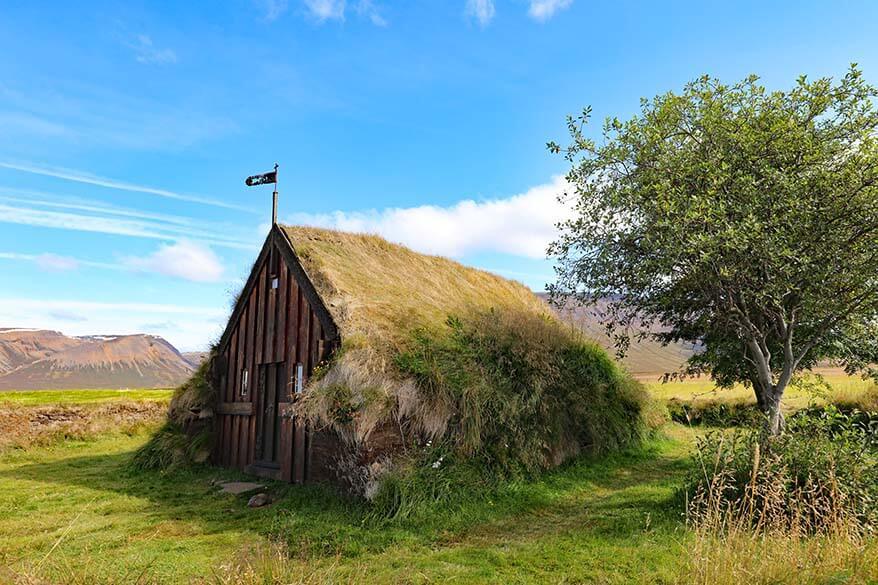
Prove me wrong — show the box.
[1,0,877,350]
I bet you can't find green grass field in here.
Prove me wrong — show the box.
[0,388,173,406]
[642,368,876,410]
[1,379,876,583]
[0,425,693,583]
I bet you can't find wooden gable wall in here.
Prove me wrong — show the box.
[213,229,339,483]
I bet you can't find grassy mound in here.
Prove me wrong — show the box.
[137,227,654,501]
[285,227,653,505]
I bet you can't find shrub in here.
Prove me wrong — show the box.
[684,406,878,534]
[393,311,649,470]
[667,399,763,427]
[301,308,654,504]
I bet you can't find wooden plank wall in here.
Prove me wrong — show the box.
[214,240,334,481]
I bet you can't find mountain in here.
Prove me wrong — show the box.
[0,329,195,390]
[539,294,699,378]
[182,351,210,368]
[0,328,83,374]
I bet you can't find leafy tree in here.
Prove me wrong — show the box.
[548,66,878,434]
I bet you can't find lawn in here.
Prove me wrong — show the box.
[0,423,693,584]
[0,388,173,406]
[642,367,875,411]
[2,380,876,584]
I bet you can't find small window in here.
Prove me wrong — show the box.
[240,368,249,396]
[294,363,304,395]
[271,276,279,290]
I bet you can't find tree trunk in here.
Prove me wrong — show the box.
[752,381,768,413]
[764,387,786,436]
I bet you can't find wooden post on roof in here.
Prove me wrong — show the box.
[272,163,279,225]
[245,163,280,226]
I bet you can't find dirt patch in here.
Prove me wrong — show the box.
[0,401,166,451]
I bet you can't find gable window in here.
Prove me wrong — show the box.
[294,363,304,395]
[241,368,249,396]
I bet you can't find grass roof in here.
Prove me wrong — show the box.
[144,225,651,502]
[281,225,550,350]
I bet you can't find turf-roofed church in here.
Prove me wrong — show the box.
[212,225,341,482]
[202,224,647,490]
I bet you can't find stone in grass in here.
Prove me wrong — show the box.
[247,493,271,508]
[219,481,264,495]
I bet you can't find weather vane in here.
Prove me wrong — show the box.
[245,163,279,225]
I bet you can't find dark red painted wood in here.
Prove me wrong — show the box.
[247,275,259,467]
[215,235,339,483]
[255,264,266,365]
[265,250,277,364]
[287,278,300,368]
[276,261,288,364]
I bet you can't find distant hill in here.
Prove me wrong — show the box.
[0,328,83,374]
[182,351,210,368]
[0,329,195,390]
[538,295,699,378]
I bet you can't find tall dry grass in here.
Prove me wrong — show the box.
[683,412,878,584]
[0,401,165,452]
[207,543,365,585]
[283,225,548,356]
[684,528,878,584]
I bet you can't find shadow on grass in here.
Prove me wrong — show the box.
[0,436,689,560]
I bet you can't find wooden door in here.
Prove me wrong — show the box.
[278,362,307,483]
[254,362,285,472]
[254,360,307,483]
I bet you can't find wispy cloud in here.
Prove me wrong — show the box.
[304,0,346,22]
[0,194,259,251]
[0,251,116,272]
[0,112,70,137]
[528,0,573,21]
[127,34,177,64]
[1,242,226,283]
[0,298,226,317]
[0,80,236,151]
[34,253,81,271]
[123,240,226,283]
[0,161,252,212]
[465,0,496,26]
[0,298,227,350]
[285,175,572,259]
[48,310,88,322]
[355,0,387,26]
[258,0,289,20]
[0,187,200,227]
[300,0,387,25]
[0,240,225,282]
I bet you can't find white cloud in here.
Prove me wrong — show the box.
[35,253,80,272]
[259,0,289,20]
[1,249,165,275]
[286,175,572,259]
[0,160,252,212]
[0,298,226,351]
[48,310,88,322]
[123,240,226,283]
[0,112,70,137]
[528,0,573,21]
[0,298,225,317]
[355,0,387,26]
[465,0,496,26]
[304,0,346,21]
[128,34,177,64]
[0,199,257,251]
